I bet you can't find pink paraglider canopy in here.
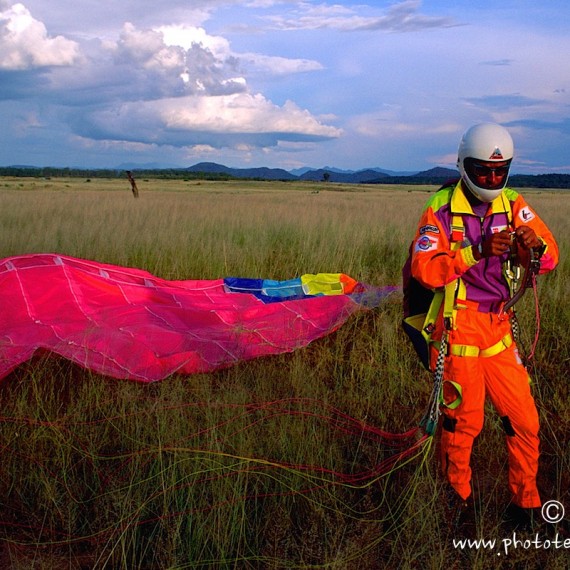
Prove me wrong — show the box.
[0,254,395,382]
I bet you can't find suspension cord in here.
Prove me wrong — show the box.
[420,333,447,436]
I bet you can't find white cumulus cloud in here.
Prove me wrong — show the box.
[160,93,341,136]
[157,24,231,56]
[110,22,246,96]
[157,22,323,77]
[114,23,186,71]
[76,92,342,149]
[0,2,80,69]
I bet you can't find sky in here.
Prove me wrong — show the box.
[1,0,569,174]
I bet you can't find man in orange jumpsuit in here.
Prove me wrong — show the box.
[410,123,559,527]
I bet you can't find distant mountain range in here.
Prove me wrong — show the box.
[185,162,451,184]
[2,162,570,188]
[289,165,417,177]
[183,162,570,188]
[185,162,298,181]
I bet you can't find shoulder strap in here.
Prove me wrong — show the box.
[497,190,514,229]
[451,213,465,243]
[422,213,466,339]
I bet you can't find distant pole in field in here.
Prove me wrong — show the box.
[126,171,139,198]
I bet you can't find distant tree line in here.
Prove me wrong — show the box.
[1,166,569,188]
[508,173,570,189]
[367,173,570,189]
[0,167,236,181]
[0,166,124,178]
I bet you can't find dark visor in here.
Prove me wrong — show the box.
[464,158,511,189]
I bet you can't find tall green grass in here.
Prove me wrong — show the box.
[0,179,568,569]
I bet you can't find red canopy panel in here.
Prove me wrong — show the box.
[0,254,395,382]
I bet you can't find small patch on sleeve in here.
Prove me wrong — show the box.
[414,235,439,253]
[419,224,440,235]
[518,207,536,223]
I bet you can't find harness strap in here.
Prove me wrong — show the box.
[420,216,467,342]
[434,333,513,358]
[442,215,467,330]
[421,290,443,341]
[451,213,465,243]
[442,380,463,410]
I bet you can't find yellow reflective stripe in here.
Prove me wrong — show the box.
[446,334,513,358]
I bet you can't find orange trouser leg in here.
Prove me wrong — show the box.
[439,348,485,501]
[433,310,541,507]
[483,339,541,508]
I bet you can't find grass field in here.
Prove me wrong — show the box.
[0,178,568,569]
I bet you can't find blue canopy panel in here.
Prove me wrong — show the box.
[223,277,307,303]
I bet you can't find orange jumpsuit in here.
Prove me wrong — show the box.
[411,181,559,508]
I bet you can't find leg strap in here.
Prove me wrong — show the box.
[435,333,513,358]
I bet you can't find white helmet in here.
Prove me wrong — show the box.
[457,123,514,202]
